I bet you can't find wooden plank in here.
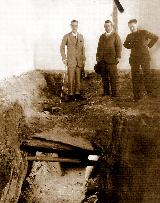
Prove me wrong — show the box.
[21,137,95,155]
[113,0,118,32]
[27,156,81,163]
[22,139,73,151]
[31,127,94,151]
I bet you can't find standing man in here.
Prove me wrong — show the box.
[96,20,122,97]
[124,19,158,101]
[60,20,86,101]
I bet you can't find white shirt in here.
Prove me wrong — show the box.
[105,29,113,36]
[72,32,78,38]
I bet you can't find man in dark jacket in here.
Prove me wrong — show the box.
[96,20,122,97]
[124,19,158,101]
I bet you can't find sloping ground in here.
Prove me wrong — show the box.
[0,69,159,203]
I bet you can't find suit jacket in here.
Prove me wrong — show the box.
[96,32,122,64]
[60,32,86,67]
[123,29,158,62]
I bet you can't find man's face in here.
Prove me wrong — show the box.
[71,22,78,33]
[128,22,138,32]
[104,23,113,33]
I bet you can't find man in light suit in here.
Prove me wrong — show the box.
[60,20,86,101]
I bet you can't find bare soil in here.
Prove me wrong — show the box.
[0,69,160,203]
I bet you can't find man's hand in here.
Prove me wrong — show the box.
[63,59,67,66]
[115,57,120,64]
[96,57,100,63]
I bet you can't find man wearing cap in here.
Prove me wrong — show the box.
[124,19,158,101]
[96,20,122,97]
[60,20,86,101]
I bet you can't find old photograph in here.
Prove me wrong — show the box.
[0,0,160,202]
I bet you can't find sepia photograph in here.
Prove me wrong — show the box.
[0,0,159,202]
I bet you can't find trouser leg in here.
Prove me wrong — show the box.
[108,65,118,97]
[130,62,142,100]
[75,66,81,94]
[101,63,110,95]
[67,67,75,95]
[141,60,152,95]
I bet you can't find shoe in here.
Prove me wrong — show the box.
[111,91,118,97]
[68,95,75,102]
[133,97,141,102]
[111,94,118,98]
[61,94,74,102]
[75,94,86,101]
[102,93,110,97]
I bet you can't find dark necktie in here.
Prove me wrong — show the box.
[75,36,78,45]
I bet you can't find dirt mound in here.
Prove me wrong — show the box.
[0,70,62,118]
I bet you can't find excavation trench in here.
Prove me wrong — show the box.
[0,70,159,203]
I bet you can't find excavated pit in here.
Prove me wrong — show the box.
[0,69,159,203]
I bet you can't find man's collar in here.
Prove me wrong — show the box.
[72,32,78,37]
[131,28,139,33]
[105,30,113,36]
